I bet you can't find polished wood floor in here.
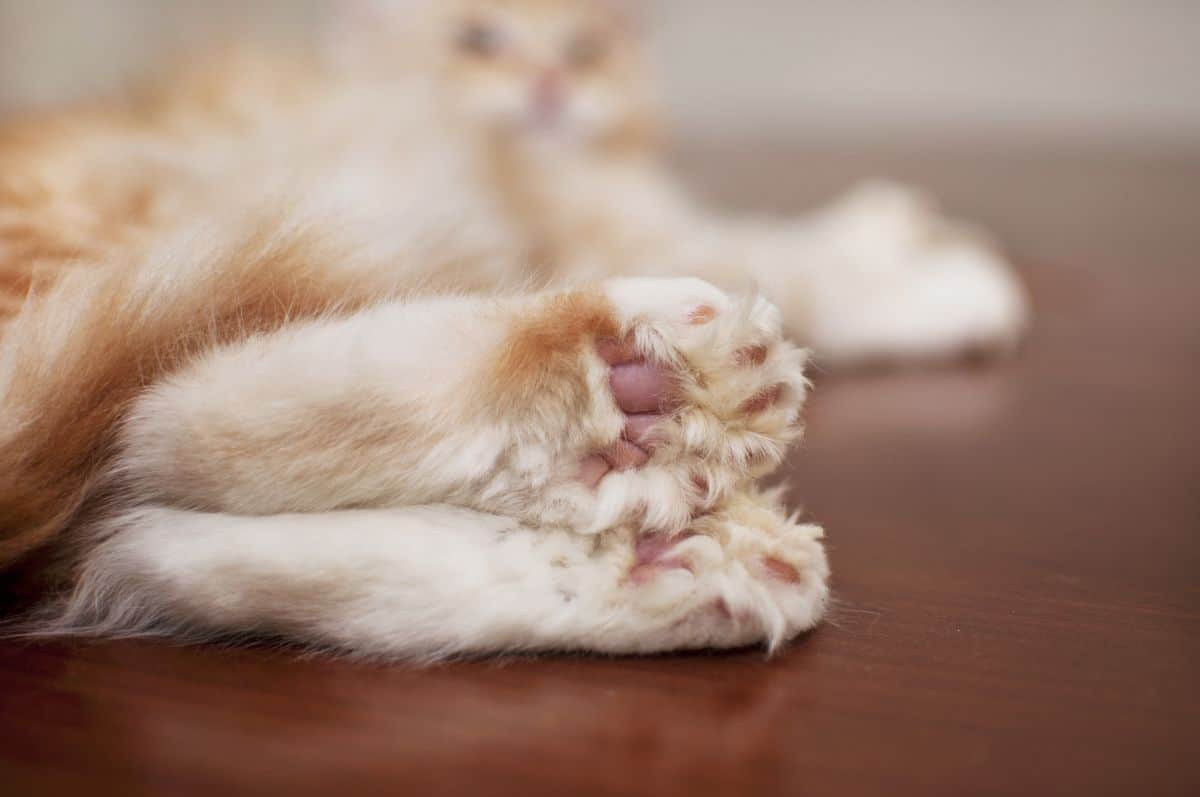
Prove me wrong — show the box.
[1,146,1197,796]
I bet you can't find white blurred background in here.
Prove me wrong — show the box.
[2,0,1197,266]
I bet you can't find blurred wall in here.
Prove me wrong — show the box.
[1,0,1197,151]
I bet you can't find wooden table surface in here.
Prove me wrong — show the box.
[1,145,1198,796]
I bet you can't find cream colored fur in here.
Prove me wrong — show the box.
[118,278,806,535]
[50,494,828,660]
[0,0,1030,658]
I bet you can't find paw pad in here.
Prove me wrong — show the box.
[688,305,718,325]
[740,384,785,415]
[736,345,770,367]
[762,556,801,583]
[629,532,696,584]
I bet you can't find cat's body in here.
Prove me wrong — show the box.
[0,0,1027,658]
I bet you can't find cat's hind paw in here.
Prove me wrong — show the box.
[588,488,830,655]
[801,180,1031,365]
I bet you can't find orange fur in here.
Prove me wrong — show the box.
[0,0,667,567]
[492,289,620,412]
[0,48,334,324]
[0,1,660,319]
[0,223,398,568]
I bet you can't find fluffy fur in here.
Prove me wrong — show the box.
[0,0,1028,658]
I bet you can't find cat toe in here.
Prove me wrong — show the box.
[617,490,831,654]
[536,280,810,536]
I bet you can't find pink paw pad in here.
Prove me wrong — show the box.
[736,345,770,367]
[688,305,718,325]
[629,532,696,584]
[741,384,785,415]
[610,363,678,414]
[762,556,801,583]
[580,338,681,488]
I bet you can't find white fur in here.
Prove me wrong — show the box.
[3,15,1035,658]
[46,496,827,660]
[508,154,1030,363]
[766,182,1031,363]
[26,268,826,659]
[115,278,807,537]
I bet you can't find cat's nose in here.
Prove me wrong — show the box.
[532,70,566,118]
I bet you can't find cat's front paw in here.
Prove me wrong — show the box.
[484,278,808,538]
[565,278,809,534]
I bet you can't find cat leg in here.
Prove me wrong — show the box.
[735,181,1031,365]
[115,277,808,537]
[538,161,1027,365]
[46,491,827,659]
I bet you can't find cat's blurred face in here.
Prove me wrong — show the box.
[439,0,643,141]
[343,0,650,145]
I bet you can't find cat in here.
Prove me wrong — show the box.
[0,0,1027,659]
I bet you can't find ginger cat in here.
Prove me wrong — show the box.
[0,0,1026,658]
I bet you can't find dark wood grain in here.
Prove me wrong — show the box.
[1,147,1197,796]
